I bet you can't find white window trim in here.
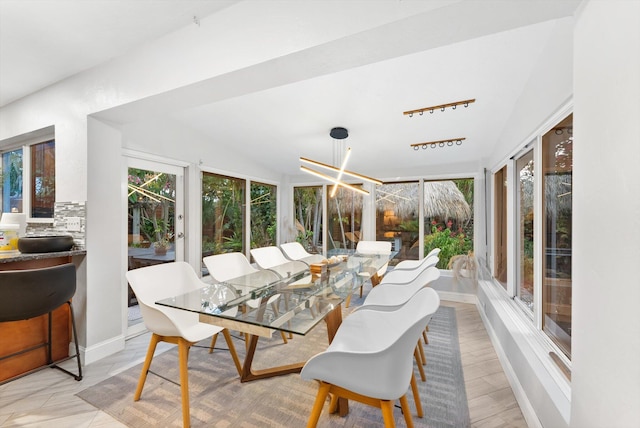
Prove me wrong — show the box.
[1,127,56,222]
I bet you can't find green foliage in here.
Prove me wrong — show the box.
[424,221,473,269]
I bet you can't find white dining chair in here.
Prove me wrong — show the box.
[126,261,242,428]
[392,247,441,271]
[354,240,392,299]
[203,252,290,343]
[279,241,325,264]
[300,287,440,427]
[379,253,439,285]
[360,266,441,389]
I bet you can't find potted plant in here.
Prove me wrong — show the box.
[448,251,477,279]
[153,232,173,255]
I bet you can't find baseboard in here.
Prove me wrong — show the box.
[437,290,478,304]
[82,334,126,365]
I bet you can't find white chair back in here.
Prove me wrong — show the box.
[362,266,441,310]
[126,262,204,341]
[393,248,441,271]
[356,240,392,255]
[381,255,439,284]
[250,246,290,269]
[203,252,258,282]
[279,242,311,260]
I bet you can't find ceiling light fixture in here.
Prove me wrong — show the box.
[403,98,476,117]
[410,137,466,150]
[300,127,382,196]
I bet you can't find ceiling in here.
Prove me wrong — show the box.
[0,1,579,180]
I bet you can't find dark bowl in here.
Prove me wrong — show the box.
[18,235,75,253]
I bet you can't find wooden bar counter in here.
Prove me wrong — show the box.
[0,250,86,383]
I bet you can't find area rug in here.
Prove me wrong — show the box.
[77,305,469,427]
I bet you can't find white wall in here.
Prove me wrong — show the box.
[571,1,640,427]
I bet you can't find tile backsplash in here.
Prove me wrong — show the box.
[25,201,86,249]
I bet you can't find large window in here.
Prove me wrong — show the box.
[327,185,363,252]
[250,181,277,249]
[376,182,419,263]
[493,112,573,359]
[293,186,323,253]
[202,172,246,256]
[542,114,573,357]
[423,179,474,269]
[1,140,55,218]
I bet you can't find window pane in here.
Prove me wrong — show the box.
[250,182,277,249]
[202,173,246,258]
[542,114,573,357]
[31,140,55,218]
[423,179,474,270]
[516,149,535,311]
[376,182,419,264]
[1,149,23,213]
[494,167,508,288]
[293,186,323,254]
[327,184,363,252]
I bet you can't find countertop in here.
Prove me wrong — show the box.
[0,249,87,263]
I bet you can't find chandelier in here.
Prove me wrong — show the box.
[300,127,382,196]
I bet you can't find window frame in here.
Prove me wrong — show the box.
[489,104,574,364]
[1,128,56,222]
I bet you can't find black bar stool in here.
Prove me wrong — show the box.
[0,263,82,384]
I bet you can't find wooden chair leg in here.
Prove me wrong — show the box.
[380,400,396,428]
[208,333,219,353]
[399,395,415,428]
[134,333,160,401]
[414,346,426,382]
[410,373,423,417]
[307,382,331,428]
[418,339,426,365]
[423,330,429,345]
[270,302,289,344]
[178,338,191,428]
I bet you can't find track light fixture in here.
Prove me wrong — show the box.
[410,137,466,150]
[403,98,476,117]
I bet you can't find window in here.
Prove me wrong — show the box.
[202,172,246,257]
[1,139,55,218]
[250,181,277,249]
[542,114,573,357]
[493,112,574,359]
[494,166,508,288]
[293,186,323,254]
[423,179,474,269]
[376,182,419,263]
[328,184,363,252]
[516,149,535,311]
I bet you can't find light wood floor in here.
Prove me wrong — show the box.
[0,301,527,427]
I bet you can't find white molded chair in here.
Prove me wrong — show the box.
[354,240,392,298]
[203,252,289,343]
[392,247,441,271]
[379,254,439,285]
[249,246,290,269]
[279,242,325,264]
[126,262,242,428]
[300,287,440,427]
[362,266,441,387]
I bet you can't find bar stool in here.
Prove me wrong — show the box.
[0,263,82,384]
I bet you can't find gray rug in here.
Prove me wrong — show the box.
[77,305,469,427]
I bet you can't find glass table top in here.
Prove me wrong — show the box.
[156,253,390,337]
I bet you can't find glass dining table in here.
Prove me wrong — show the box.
[156,253,390,383]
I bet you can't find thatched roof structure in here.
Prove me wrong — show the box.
[374,181,471,222]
